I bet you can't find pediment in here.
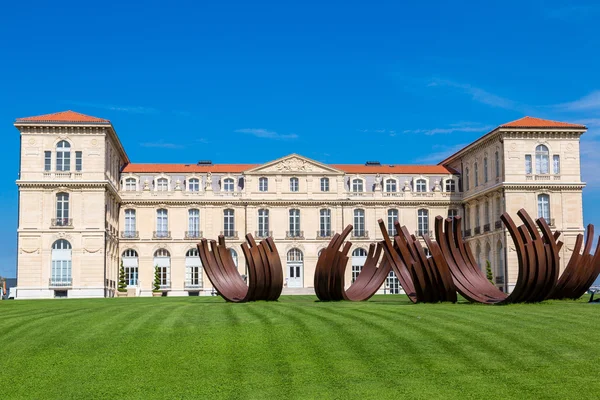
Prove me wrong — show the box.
[245,154,343,175]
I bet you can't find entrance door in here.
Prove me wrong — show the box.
[386,270,400,294]
[287,248,303,288]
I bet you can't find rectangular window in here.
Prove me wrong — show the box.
[223,210,235,236]
[484,158,488,183]
[495,151,500,178]
[553,155,560,174]
[387,209,398,237]
[321,178,329,192]
[320,209,331,237]
[188,209,200,236]
[75,151,82,171]
[44,151,51,171]
[525,155,532,174]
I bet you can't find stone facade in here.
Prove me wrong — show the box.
[14,112,587,298]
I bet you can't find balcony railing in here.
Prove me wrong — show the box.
[185,231,203,239]
[121,231,139,239]
[464,229,472,237]
[495,220,502,230]
[474,226,481,235]
[286,230,304,239]
[220,230,238,239]
[545,218,556,227]
[49,278,72,287]
[153,231,171,239]
[415,230,433,237]
[351,230,369,239]
[51,218,72,227]
[158,282,171,290]
[317,230,334,239]
[184,280,203,289]
[255,230,273,239]
[495,276,505,285]
[483,223,490,232]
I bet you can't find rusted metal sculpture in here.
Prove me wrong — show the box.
[547,224,600,300]
[314,225,391,301]
[377,219,457,303]
[196,234,283,302]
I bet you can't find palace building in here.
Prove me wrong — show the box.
[13,111,587,299]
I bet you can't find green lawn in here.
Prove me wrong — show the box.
[1,295,600,399]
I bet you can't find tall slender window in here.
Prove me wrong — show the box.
[51,239,72,285]
[352,248,367,283]
[156,209,168,237]
[353,209,365,236]
[485,201,490,225]
[188,178,200,192]
[474,162,479,186]
[536,145,549,174]
[75,151,82,172]
[188,209,200,238]
[525,155,532,174]
[448,209,458,220]
[258,209,269,237]
[416,179,427,192]
[387,209,398,237]
[553,155,560,174]
[352,179,363,192]
[56,140,71,171]
[156,178,168,191]
[122,249,138,286]
[496,197,502,221]
[475,204,480,228]
[320,177,329,192]
[495,151,500,178]
[290,177,299,192]
[484,157,488,183]
[56,192,70,226]
[259,177,268,192]
[465,206,471,230]
[223,178,235,192]
[417,209,429,236]
[44,151,51,171]
[154,249,170,287]
[445,179,456,192]
[385,179,397,193]
[538,194,550,220]
[319,209,331,237]
[124,209,136,237]
[125,178,136,191]
[185,248,202,287]
[223,209,235,237]
[289,209,300,237]
[465,168,470,191]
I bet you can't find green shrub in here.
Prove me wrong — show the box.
[118,261,127,292]
[486,260,494,284]
[153,266,161,292]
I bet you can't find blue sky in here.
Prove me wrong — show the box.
[1,0,600,278]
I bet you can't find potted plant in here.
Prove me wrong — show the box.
[486,260,494,284]
[152,265,162,297]
[116,261,128,297]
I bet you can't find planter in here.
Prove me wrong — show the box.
[152,291,162,297]
[116,291,128,298]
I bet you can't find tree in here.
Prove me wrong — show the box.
[486,260,494,284]
[153,265,161,292]
[118,261,127,292]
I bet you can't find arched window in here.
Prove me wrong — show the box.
[352,248,368,283]
[188,178,200,192]
[353,209,365,237]
[474,162,479,186]
[229,248,238,268]
[352,178,364,192]
[387,209,398,237]
[188,209,200,238]
[536,145,549,174]
[124,209,136,237]
[223,209,235,237]
[257,209,269,237]
[290,177,299,192]
[445,179,456,192]
[417,209,429,236]
[320,177,330,192]
[154,249,171,288]
[223,178,235,192]
[56,140,71,172]
[287,249,304,288]
[185,248,203,288]
[55,192,70,226]
[122,249,139,286]
[416,179,427,192]
[386,270,400,294]
[156,178,168,191]
[125,178,137,191]
[385,179,397,193]
[538,194,550,220]
[319,209,331,237]
[156,209,169,238]
[465,168,470,191]
[484,157,488,183]
[288,209,301,237]
[495,151,500,178]
[51,239,72,286]
[258,177,268,192]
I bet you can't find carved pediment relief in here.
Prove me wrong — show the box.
[245,154,343,175]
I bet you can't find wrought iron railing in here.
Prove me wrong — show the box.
[464,229,472,237]
[415,230,433,237]
[49,278,72,287]
[474,226,481,235]
[121,231,139,239]
[351,230,369,238]
[317,230,334,239]
[483,223,490,232]
[153,231,171,239]
[495,220,502,230]
[185,231,203,239]
[184,280,203,289]
[286,230,304,239]
[255,230,272,239]
[51,218,72,227]
[220,230,238,239]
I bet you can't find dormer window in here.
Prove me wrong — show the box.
[445,179,456,192]
[385,179,397,192]
[125,178,136,191]
[416,179,427,192]
[156,178,168,191]
[223,178,235,192]
[352,179,363,192]
[259,177,268,192]
[188,178,200,192]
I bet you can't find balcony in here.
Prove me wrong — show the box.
[255,230,273,239]
[184,280,203,290]
[220,231,238,239]
[383,192,404,197]
[474,226,481,235]
[351,230,369,239]
[51,218,73,228]
[525,174,560,181]
[286,230,304,240]
[495,220,502,230]
[153,231,171,239]
[415,230,433,237]
[49,278,72,288]
[464,229,472,237]
[484,223,490,232]
[495,276,505,285]
[185,231,203,239]
[413,192,434,197]
[121,231,139,239]
[43,171,83,179]
[316,230,334,239]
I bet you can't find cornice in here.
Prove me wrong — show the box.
[17,180,122,199]
[115,199,463,207]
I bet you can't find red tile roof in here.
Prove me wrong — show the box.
[15,110,109,123]
[122,163,454,174]
[500,116,586,129]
